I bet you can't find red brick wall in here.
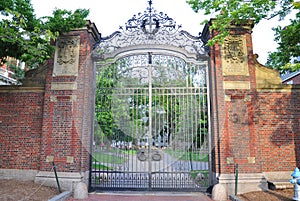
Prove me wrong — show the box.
[0,90,44,169]
[39,25,97,172]
[207,21,262,174]
[0,23,98,175]
[208,19,300,176]
[283,74,300,84]
[294,74,300,84]
[255,90,300,172]
[207,28,225,174]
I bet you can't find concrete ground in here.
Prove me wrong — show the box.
[67,192,214,201]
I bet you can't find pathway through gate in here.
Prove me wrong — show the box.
[90,1,210,192]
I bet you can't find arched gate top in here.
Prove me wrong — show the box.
[94,0,208,62]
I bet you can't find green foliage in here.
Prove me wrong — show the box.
[187,0,300,72]
[187,0,287,44]
[43,8,89,34]
[6,61,25,82]
[129,89,150,126]
[0,0,89,78]
[95,64,117,140]
[194,93,208,148]
[266,11,300,72]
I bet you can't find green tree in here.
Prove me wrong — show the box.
[0,0,89,77]
[187,0,300,72]
[95,63,117,140]
[266,9,300,72]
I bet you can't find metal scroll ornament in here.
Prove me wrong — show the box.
[95,0,206,59]
[137,148,162,161]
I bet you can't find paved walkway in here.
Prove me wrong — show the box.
[67,192,214,201]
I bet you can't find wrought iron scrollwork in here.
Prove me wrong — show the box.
[137,148,162,161]
[95,0,207,59]
[137,148,147,161]
[123,0,177,36]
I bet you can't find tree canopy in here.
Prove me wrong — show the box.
[187,0,300,72]
[266,9,300,72]
[0,0,89,73]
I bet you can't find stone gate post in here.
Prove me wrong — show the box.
[35,21,100,191]
[203,20,268,196]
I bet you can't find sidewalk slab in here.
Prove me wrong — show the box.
[67,192,214,201]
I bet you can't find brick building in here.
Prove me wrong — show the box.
[281,71,300,84]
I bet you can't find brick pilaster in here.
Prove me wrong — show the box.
[38,21,100,179]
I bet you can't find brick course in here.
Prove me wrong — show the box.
[0,90,44,170]
[255,90,299,172]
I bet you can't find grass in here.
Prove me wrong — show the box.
[165,149,209,162]
[92,152,126,164]
[91,149,136,171]
[123,149,137,155]
[92,163,114,170]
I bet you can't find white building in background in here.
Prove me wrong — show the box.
[280,56,300,84]
[0,57,24,85]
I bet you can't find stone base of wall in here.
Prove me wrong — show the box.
[34,171,89,192]
[217,173,268,196]
[264,171,293,190]
[0,169,38,181]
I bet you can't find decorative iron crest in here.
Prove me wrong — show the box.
[95,0,206,59]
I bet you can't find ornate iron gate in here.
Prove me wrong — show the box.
[90,1,210,191]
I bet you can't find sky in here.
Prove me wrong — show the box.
[31,0,294,65]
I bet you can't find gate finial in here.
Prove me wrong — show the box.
[148,0,153,12]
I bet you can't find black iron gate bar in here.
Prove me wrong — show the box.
[91,0,210,192]
[91,85,209,191]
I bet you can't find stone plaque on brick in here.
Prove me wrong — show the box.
[224,81,250,89]
[51,82,77,90]
[222,35,249,76]
[226,157,234,164]
[248,157,255,164]
[46,156,54,162]
[66,156,74,164]
[53,35,80,76]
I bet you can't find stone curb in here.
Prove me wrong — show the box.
[229,195,243,201]
[48,191,72,201]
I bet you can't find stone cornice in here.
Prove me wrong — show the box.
[0,86,44,93]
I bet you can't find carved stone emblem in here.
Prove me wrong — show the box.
[57,39,78,65]
[224,36,244,63]
[222,35,249,76]
[53,35,80,76]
